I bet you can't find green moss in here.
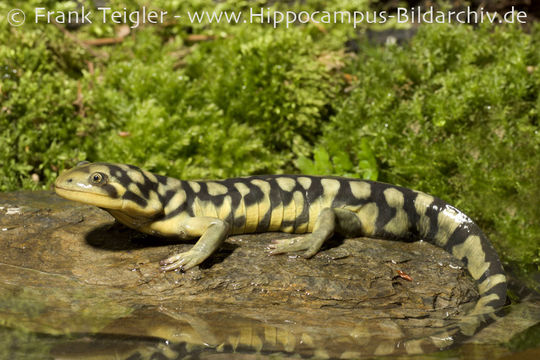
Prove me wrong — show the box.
[0,2,92,191]
[79,21,340,179]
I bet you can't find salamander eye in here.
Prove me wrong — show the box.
[90,172,107,185]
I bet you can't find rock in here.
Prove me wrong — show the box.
[0,191,481,358]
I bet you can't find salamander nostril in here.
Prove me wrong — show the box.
[67,178,73,183]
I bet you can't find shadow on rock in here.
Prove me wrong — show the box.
[84,222,237,269]
[85,222,171,251]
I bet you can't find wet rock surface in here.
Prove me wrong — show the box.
[0,191,535,359]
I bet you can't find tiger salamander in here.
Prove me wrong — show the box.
[54,161,507,353]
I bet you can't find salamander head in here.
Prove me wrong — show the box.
[54,161,162,216]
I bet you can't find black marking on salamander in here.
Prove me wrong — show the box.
[371,184,397,235]
[137,171,156,199]
[278,180,295,210]
[268,179,284,228]
[423,197,448,240]
[221,178,247,230]
[224,180,242,209]
[159,189,176,205]
[444,222,477,253]
[198,183,226,208]
[123,190,148,207]
[306,177,324,208]
[162,181,192,219]
[292,180,310,232]
[399,188,421,240]
[484,283,508,308]
[244,179,265,207]
[102,184,119,198]
[330,179,352,208]
[256,197,272,233]
[182,181,197,217]
[156,174,170,186]
[108,164,130,183]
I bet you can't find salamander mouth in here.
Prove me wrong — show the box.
[54,183,124,211]
[54,184,107,195]
[54,184,114,200]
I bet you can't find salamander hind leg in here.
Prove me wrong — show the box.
[267,234,327,258]
[268,208,362,258]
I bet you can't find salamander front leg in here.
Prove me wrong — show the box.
[160,217,230,272]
